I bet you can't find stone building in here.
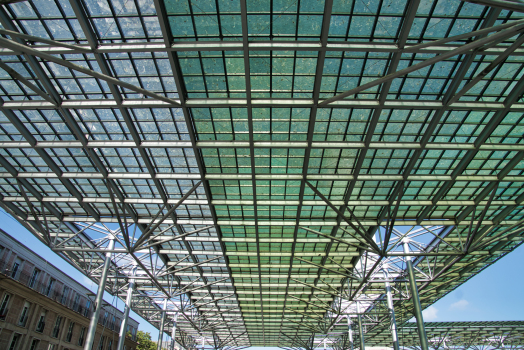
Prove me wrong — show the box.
[0,229,139,350]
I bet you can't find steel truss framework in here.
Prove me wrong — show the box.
[0,0,522,348]
[325,321,524,350]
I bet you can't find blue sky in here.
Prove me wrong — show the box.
[0,208,522,348]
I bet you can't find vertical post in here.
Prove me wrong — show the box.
[157,299,168,350]
[170,313,178,350]
[383,267,399,350]
[403,239,429,350]
[356,301,365,350]
[84,238,114,350]
[117,264,137,350]
[347,316,354,350]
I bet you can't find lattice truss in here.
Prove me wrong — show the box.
[0,0,522,347]
[324,321,524,350]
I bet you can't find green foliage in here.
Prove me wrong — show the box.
[136,330,156,350]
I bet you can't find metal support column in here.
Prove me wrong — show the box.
[157,299,168,350]
[347,316,354,350]
[383,267,399,350]
[356,301,365,350]
[84,238,114,350]
[117,264,137,350]
[403,239,429,350]
[170,313,178,350]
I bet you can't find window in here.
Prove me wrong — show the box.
[97,336,105,350]
[0,293,10,319]
[18,301,31,327]
[52,315,62,338]
[78,326,86,346]
[29,269,40,289]
[8,334,20,350]
[110,315,116,330]
[45,278,55,297]
[108,339,113,350]
[36,310,46,332]
[48,344,56,350]
[29,339,40,350]
[61,286,70,305]
[11,258,22,279]
[102,311,109,326]
[84,300,91,317]
[73,293,80,311]
[66,321,75,342]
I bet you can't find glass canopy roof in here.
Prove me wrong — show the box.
[0,0,523,348]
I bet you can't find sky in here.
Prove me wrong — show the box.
[0,208,522,349]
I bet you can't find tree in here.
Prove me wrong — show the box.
[136,330,156,350]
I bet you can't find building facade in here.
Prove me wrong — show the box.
[0,229,139,350]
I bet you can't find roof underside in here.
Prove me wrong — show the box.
[0,0,523,348]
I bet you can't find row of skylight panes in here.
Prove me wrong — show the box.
[206,179,523,200]
[213,205,515,220]
[0,145,519,177]
[2,176,510,208]
[175,50,523,99]
[4,0,524,43]
[0,197,212,217]
[165,0,524,41]
[7,0,159,42]
[0,52,178,101]
[0,108,191,142]
[0,148,200,173]
[190,108,523,143]
[0,50,521,101]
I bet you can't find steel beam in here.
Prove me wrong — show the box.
[383,268,399,350]
[170,313,179,350]
[403,240,429,350]
[1,40,523,56]
[3,98,524,110]
[347,316,354,350]
[84,238,115,350]
[3,140,524,152]
[356,302,365,350]
[2,171,524,183]
[158,299,168,350]
[117,265,137,350]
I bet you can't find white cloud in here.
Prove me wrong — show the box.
[450,299,469,310]
[422,306,438,321]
